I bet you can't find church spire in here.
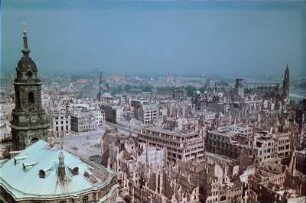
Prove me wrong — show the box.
[21,30,30,56]
[282,64,290,98]
[98,71,103,102]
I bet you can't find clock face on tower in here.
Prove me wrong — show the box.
[30,115,38,123]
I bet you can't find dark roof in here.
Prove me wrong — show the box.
[17,56,37,72]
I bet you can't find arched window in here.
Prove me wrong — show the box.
[28,91,34,104]
[31,137,39,143]
[92,193,96,202]
[27,71,33,77]
[16,89,21,108]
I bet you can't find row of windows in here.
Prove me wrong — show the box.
[34,196,89,203]
[145,130,184,141]
[144,113,157,117]
[185,146,204,153]
[278,145,290,151]
[208,133,229,142]
[56,126,69,131]
[55,116,69,120]
[141,135,181,147]
[278,139,289,144]
[56,121,69,125]
[77,125,96,130]
[168,152,182,159]
[58,195,88,203]
[144,116,157,119]
[186,140,203,147]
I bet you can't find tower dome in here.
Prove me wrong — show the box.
[16,31,38,81]
[17,55,38,72]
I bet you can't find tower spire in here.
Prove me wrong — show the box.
[98,71,103,102]
[282,64,290,98]
[21,28,30,56]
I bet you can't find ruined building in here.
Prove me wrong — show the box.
[138,119,206,163]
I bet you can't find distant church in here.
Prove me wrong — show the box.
[10,30,49,150]
[282,64,290,98]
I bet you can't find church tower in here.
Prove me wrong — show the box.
[97,71,103,102]
[282,64,290,98]
[11,31,50,150]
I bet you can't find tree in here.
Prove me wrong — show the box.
[186,86,197,97]
[141,85,153,92]
[124,84,132,92]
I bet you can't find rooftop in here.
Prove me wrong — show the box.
[210,125,252,138]
[0,140,116,201]
[142,127,200,138]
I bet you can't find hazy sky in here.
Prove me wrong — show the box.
[1,0,306,78]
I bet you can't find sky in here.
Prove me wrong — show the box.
[1,0,306,78]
